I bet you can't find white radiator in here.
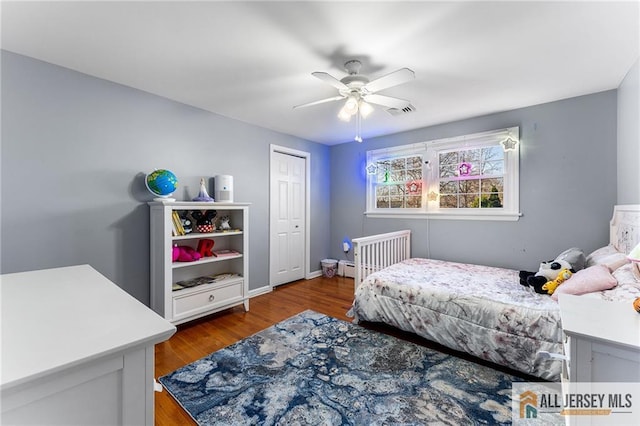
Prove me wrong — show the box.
[352,230,411,291]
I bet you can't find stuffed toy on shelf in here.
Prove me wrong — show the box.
[172,245,201,262]
[191,210,217,233]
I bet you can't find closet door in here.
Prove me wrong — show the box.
[270,151,306,286]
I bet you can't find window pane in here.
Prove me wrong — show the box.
[390,158,405,170]
[461,149,481,162]
[479,192,503,208]
[459,179,480,194]
[407,168,422,181]
[406,196,421,208]
[440,181,457,194]
[440,165,457,178]
[407,156,422,168]
[389,184,405,195]
[460,194,479,208]
[376,185,389,197]
[482,160,504,175]
[440,195,458,208]
[389,170,406,182]
[376,195,389,208]
[390,196,404,208]
[439,152,458,165]
[481,178,503,193]
[482,146,504,161]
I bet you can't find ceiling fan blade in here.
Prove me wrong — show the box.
[293,95,344,109]
[312,72,349,90]
[362,68,415,93]
[362,94,411,110]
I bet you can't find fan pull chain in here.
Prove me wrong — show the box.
[355,109,363,143]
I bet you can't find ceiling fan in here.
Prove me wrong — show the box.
[294,60,415,142]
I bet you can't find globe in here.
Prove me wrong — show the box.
[146,169,178,201]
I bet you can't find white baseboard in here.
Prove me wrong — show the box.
[248,285,272,298]
[306,270,322,279]
[248,271,323,298]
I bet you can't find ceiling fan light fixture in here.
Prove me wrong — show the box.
[344,96,359,115]
[359,101,374,118]
[299,59,416,143]
[338,106,352,122]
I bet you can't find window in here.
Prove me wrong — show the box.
[374,155,423,209]
[365,127,520,221]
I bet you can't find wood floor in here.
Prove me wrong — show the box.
[154,275,357,425]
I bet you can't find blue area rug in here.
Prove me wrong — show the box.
[159,310,522,425]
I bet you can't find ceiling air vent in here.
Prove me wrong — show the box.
[386,104,416,116]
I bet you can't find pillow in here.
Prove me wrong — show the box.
[551,264,617,301]
[600,263,640,302]
[585,245,629,272]
[612,262,640,287]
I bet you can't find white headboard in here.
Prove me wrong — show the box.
[610,204,640,253]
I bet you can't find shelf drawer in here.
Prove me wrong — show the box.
[173,280,243,321]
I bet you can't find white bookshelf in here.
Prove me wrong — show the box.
[149,201,250,325]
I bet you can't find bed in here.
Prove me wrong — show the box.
[348,205,640,381]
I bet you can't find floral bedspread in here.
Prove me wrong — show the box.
[350,258,564,381]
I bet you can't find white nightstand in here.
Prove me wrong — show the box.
[558,294,640,383]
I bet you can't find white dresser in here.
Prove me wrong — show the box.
[558,293,640,383]
[1,265,176,425]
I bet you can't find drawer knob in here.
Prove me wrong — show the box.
[209,294,215,302]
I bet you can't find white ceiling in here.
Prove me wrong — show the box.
[2,1,639,145]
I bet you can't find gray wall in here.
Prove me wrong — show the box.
[617,58,640,205]
[329,91,619,272]
[0,51,331,303]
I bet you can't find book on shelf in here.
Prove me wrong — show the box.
[171,211,185,236]
[173,273,241,291]
[212,249,240,257]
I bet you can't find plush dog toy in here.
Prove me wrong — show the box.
[520,247,585,294]
[219,215,231,230]
[542,268,573,295]
[172,245,201,262]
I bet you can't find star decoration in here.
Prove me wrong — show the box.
[501,137,518,151]
[406,180,422,194]
[428,191,439,201]
[366,163,378,175]
[458,162,472,176]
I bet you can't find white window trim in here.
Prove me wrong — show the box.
[365,127,522,221]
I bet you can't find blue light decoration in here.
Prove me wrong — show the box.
[342,237,352,253]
